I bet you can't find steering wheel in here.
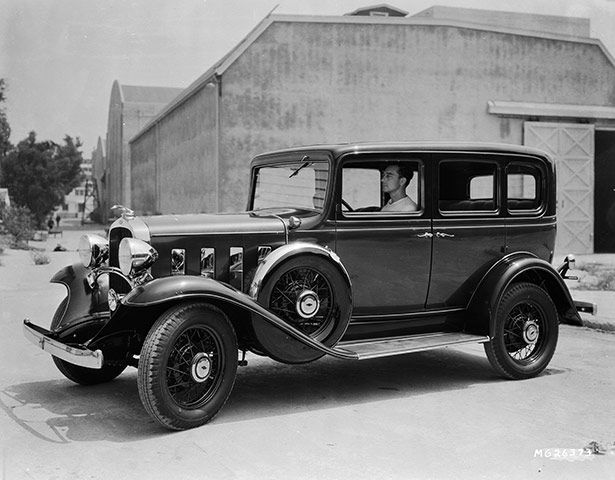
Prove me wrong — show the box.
[341,199,354,212]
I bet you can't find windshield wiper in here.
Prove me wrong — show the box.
[289,155,311,178]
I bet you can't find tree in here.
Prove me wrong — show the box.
[2,132,83,227]
[0,78,12,180]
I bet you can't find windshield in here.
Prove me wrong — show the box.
[252,160,329,211]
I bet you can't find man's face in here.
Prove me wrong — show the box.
[381,165,403,193]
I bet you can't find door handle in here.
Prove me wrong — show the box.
[435,232,455,238]
[416,232,433,238]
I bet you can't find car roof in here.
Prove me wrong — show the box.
[250,141,553,166]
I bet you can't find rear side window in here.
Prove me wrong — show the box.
[507,163,542,212]
[439,160,498,213]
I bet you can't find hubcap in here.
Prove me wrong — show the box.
[191,352,212,383]
[296,290,320,319]
[523,319,540,344]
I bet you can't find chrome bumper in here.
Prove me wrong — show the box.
[23,320,104,369]
[574,300,597,316]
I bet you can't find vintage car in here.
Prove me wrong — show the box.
[23,142,593,430]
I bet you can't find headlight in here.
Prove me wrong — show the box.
[78,234,109,268]
[118,237,158,276]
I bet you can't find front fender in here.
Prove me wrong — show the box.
[248,242,352,299]
[50,263,109,332]
[112,275,354,360]
[467,252,582,336]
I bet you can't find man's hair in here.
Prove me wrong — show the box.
[391,163,414,187]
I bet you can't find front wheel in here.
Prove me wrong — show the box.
[137,302,237,430]
[484,283,558,380]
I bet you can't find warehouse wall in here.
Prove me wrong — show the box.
[131,127,158,214]
[130,17,615,214]
[131,85,218,214]
[216,20,615,211]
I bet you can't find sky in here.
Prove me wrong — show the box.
[1,0,615,156]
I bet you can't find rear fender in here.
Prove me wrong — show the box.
[88,275,352,360]
[50,263,109,332]
[467,252,582,336]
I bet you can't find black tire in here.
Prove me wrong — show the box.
[257,255,352,363]
[137,302,237,430]
[51,297,126,385]
[484,283,558,380]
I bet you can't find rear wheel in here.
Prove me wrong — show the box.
[51,297,126,385]
[484,283,558,380]
[137,302,237,430]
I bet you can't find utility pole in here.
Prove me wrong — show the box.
[81,178,99,225]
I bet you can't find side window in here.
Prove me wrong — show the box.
[439,160,498,213]
[341,159,421,215]
[342,168,381,209]
[507,163,542,212]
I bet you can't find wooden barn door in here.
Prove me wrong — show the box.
[524,122,594,254]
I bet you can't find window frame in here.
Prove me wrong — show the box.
[437,157,500,216]
[337,153,425,219]
[505,160,547,216]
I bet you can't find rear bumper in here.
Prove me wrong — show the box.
[23,320,104,369]
[574,300,597,315]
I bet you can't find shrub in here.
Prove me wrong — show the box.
[88,205,104,224]
[0,203,34,248]
[30,250,50,265]
[577,263,615,291]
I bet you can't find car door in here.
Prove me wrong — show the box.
[427,153,506,309]
[334,153,432,319]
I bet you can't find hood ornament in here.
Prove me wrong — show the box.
[111,204,135,220]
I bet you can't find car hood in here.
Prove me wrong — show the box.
[140,211,287,238]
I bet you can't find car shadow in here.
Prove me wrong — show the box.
[224,347,566,423]
[0,374,156,443]
[1,347,566,443]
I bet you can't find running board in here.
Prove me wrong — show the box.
[334,332,490,361]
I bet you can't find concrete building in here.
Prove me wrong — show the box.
[90,137,106,222]
[105,81,184,220]
[129,5,615,254]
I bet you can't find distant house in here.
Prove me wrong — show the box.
[56,159,95,221]
[0,188,10,207]
[128,5,615,254]
[344,4,409,17]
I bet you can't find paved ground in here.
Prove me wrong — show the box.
[1,219,614,479]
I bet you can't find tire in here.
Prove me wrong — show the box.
[51,297,126,385]
[137,302,237,430]
[484,283,558,380]
[256,255,352,363]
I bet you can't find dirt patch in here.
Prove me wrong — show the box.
[572,263,615,291]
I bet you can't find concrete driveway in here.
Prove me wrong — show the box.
[1,226,614,479]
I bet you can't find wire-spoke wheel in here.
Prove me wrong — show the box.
[269,265,335,338]
[257,255,352,364]
[485,283,558,380]
[138,302,237,430]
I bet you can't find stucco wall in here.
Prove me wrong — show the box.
[131,85,218,215]
[129,18,615,214]
[131,128,158,214]
[216,20,615,212]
